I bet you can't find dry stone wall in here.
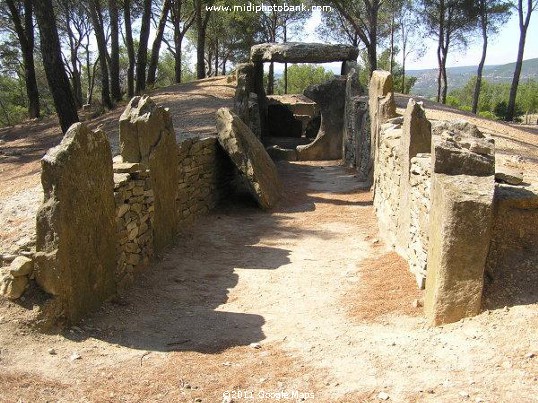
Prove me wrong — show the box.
[113,162,154,290]
[408,155,431,288]
[176,137,235,224]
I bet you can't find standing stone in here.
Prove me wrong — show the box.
[397,99,432,257]
[368,70,397,186]
[424,174,494,325]
[216,108,281,209]
[34,123,116,323]
[119,96,179,253]
[424,122,495,325]
[296,76,347,160]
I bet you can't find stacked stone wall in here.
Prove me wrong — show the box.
[176,137,235,225]
[408,155,431,289]
[113,164,155,290]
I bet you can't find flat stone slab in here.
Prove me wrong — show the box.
[250,42,358,63]
[216,108,281,209]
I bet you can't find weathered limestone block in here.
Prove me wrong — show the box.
[369,70,397,186]
[119,96,179,253]
[397,99,432,257]
[34,123,116,323]
[252,61,269,138]
[234,62,255,126]
[216,108,281,209]
[495,155,524,185]
[9,256,34,277]
[431,120,495,176]
[297,76,347,160]
[250,42,358,63]
[424,173,494,325]
[266,145,298,161]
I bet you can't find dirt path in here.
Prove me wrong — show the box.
[1,161,537,402]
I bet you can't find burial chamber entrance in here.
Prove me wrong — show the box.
[235,42,359,161]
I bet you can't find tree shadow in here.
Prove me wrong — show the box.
[69,161,358,354]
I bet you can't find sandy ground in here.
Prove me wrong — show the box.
[1,161,537,402]
[0,79,537,402]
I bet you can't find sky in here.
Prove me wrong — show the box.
[295,7,538,71]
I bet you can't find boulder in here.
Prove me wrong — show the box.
[9,256,34,277]
[216,108,281,209]
[0,269,28,300]
[250,42,358,63]
[34,123,117,323]
[296,76,347,160]
[119,96,179,252]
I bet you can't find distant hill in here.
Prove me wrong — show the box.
[408,58,538,97]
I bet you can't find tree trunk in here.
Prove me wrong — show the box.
[123,0,135,98]
[267,62,274,95]
[88,0,113,109]
[108,0,121,101]
[135,0,152,94]
[6,0,40,119]
[147,0,172,87]
[472,21,488,114]
[195,0,211,79]
[214,37,218,77]
[507,0,532,122]
[33,0,79,133]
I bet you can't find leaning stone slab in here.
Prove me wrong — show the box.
[250,42,358,63]
[216,108,281,209]
[119,96,179,252]
[34,123,117,323]
[424,173,494,325]
[297,77,347,160]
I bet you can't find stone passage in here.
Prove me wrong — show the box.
[34,123,117,323]
[216,108,281,209]
[120,96,179,253]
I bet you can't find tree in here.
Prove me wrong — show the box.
[274,64,334,95]
[4,0,40,118]
[472,0,511,114]
[194,0,211,79]
[418,0,479,103]
[506,0,538,121]
[330,0,382,74]
[33,0,79,133]
[147,0,172,87]
[108,0,121,101]
[167,0,195,83]
[135,0,152,93]
[122,0,136,97]
[87,0,113,108]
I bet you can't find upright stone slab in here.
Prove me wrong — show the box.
[424,122,495,325]
[296,76,347,160]
[397,99,432,257]
[34,123,116,323]
[119,96,179,253]
[216,108,281,209]
[424,174,494,325]
[368,70,397,186]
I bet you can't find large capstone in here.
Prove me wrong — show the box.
[34,123,117,323]
[216,108,281,209]
[119,96,179,252]
[250,42,358,63]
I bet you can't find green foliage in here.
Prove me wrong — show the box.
[448,76,537,121]
[154,52,195,87]
[273,64,334,95]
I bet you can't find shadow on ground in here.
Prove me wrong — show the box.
[70,161,367,354]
